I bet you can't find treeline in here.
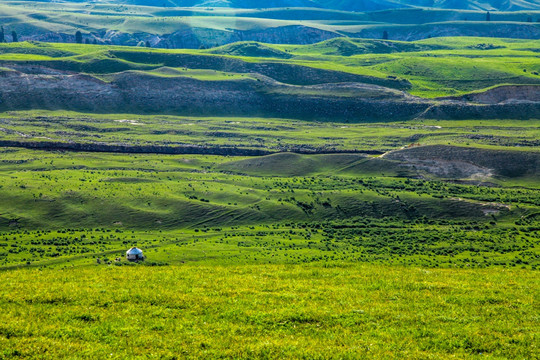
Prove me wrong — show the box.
[74,30,151,47]
[0,26,18,43]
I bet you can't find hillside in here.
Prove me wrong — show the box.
[0,1,539,48]
[33,0,540,11]
[220,146,540,179]
[0,142,538,264]
[0,2,539,359]
[0,39,538,119]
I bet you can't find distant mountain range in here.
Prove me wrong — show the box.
[53,0,540,11]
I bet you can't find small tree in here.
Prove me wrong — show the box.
[145,40,151,48]
[382,30,388,40]
[486,11,491,21]
[11,30,17,42]
[75,30,82,44]
[0,27,5,43]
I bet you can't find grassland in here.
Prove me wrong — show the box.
[1,111,540,152]
[0,110,536,357]
[1,1,539,46]
[0,138,538,271]
[0,25,538,359]
[1,265,538,359]
[0,37,539,99]
[1,135,535,358]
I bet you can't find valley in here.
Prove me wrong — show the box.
[0,1,539,359]
[0,116,538,271]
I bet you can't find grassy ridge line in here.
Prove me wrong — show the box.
[4,1,540,15]
[0,264,537,359]
[0,38,539,98]
[1,1,539,42]
[29,0,540,11]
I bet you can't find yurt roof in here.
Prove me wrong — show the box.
[126,247,143,255]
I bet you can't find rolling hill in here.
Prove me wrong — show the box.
[38,0,540,11]
[0,1,539,48]
[0,38,538,120]
[0,2,539,358]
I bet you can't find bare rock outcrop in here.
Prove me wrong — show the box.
[385,145,540,178]
[440,85,540,104]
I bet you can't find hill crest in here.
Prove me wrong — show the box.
[45,0,540,11]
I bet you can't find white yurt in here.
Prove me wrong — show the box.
[126,247,144,261]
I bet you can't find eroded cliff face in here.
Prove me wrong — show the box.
[162,26,342,48]
[0,65,538,121]
[441,85,540,104]
[385,145,540,178]
[0,67,427,120]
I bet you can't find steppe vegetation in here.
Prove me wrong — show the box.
[1,0,539,48]
[0,2,538,357]
[0,38,538,97]
[1,265,538,359]
[0,131,538,270]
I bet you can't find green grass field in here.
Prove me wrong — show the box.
[2,111,540,151]
[0,140,538,271]
[0,23,538,358]
[0,109,538,272]
[0,110,536,357]
[1,1,539,45]
[1,264,538,359]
